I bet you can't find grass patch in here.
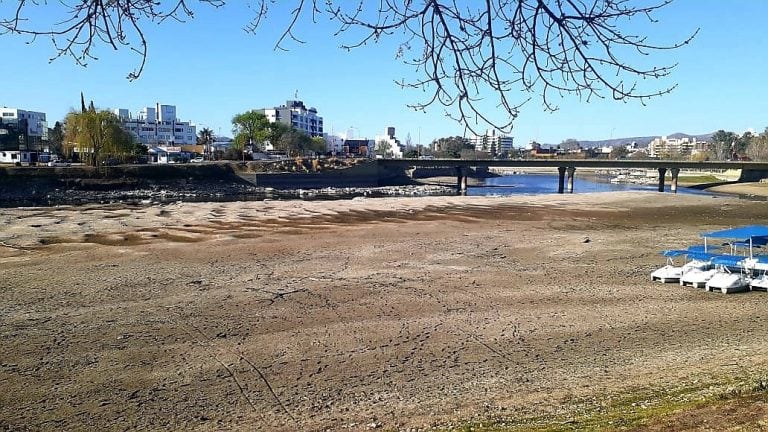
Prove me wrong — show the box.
[434,374,768,432]
[677,175,723,185]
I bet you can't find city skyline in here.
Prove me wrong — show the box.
[2,0,767,146]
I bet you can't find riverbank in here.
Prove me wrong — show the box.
[489,166,768,197]
[704,181,768,197]
[0,162,455,207]
[3,192,768,431]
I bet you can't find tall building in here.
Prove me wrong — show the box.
[469,129,514,156]
[0,107,48,150]
[258,100,324,137]
[647,136,707,158]
[114,103,196,145]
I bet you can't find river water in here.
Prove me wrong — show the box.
[468,173,713,196]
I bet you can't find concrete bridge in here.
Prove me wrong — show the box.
[378,159,768,193]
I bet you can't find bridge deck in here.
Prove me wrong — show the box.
[378,159,768,170]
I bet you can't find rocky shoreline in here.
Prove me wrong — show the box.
[0,182,459,208]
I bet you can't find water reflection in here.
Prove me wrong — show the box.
[468,174,715,196]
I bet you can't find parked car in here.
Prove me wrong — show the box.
[47,161,71,167]
[191,157,204,163]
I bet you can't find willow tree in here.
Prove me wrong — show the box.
[64,110,134,166]
[2,1,697,133]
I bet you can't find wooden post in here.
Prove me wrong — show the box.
[557,167,566,194]
[456,166,463,193]
[566,167,576,193]
[658,167,667,192]
[670,168,680,193]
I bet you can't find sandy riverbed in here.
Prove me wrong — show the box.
[2,192,768,431]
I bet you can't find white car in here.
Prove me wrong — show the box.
[191,157,204,163]
[47,161,70,167]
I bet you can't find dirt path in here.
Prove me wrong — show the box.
[2,192,768,431]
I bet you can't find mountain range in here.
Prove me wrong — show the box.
[549,132,715,149]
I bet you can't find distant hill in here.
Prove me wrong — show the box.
[544,132,714,149]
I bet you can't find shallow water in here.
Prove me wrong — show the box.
[469,174,715,196]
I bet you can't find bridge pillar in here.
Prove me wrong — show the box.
[657,167,667,192]
[455,166,468,195]
[557,167,566,194]
[566,167,576,193]
[670,168,680,193]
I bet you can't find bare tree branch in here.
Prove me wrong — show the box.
[1,0,697,134]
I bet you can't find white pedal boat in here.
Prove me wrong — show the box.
[652,258,710,284]
[750,273,768,292]
[705,267,751,294]
[680,267,718,288]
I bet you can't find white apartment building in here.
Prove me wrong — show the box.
[324,134,344,154]
[648,136,707,158]
[469,129,514,156]
[114,103,196,145]
[258,100,324,137]
[374,126,404,158]
[0,107,48,145]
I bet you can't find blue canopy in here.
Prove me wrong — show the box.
[686,244,720,252]
[701,225,768,239]
[749,255,768,264]
[686,251,725,261]
[711,255,746,266]
[662,249,690,257]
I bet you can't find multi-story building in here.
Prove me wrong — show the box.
[114,103,197,146]
[0,107,48,147]
[0,107,49,163]
[258,100,324,137]
[647,136,707,158]
[469,129,514,156]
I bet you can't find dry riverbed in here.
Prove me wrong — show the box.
[2,192,768,431]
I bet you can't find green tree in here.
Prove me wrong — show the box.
[130,142,149,156]
[375,140,394,158]
[197,127,214,159]
[267,122,291,146]
[404,149,420,158]
[63,110,134,166]
[432,136,472,158]
[270,128,312,156]
[197,127,214,146]
[310,136,327,155]
[709,130,738,161]
[735,131,753,156]
[48,121,65,155]
[609,146,629,159]
[231,111,270,151]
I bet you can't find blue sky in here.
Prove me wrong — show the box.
[2,0,767,146]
